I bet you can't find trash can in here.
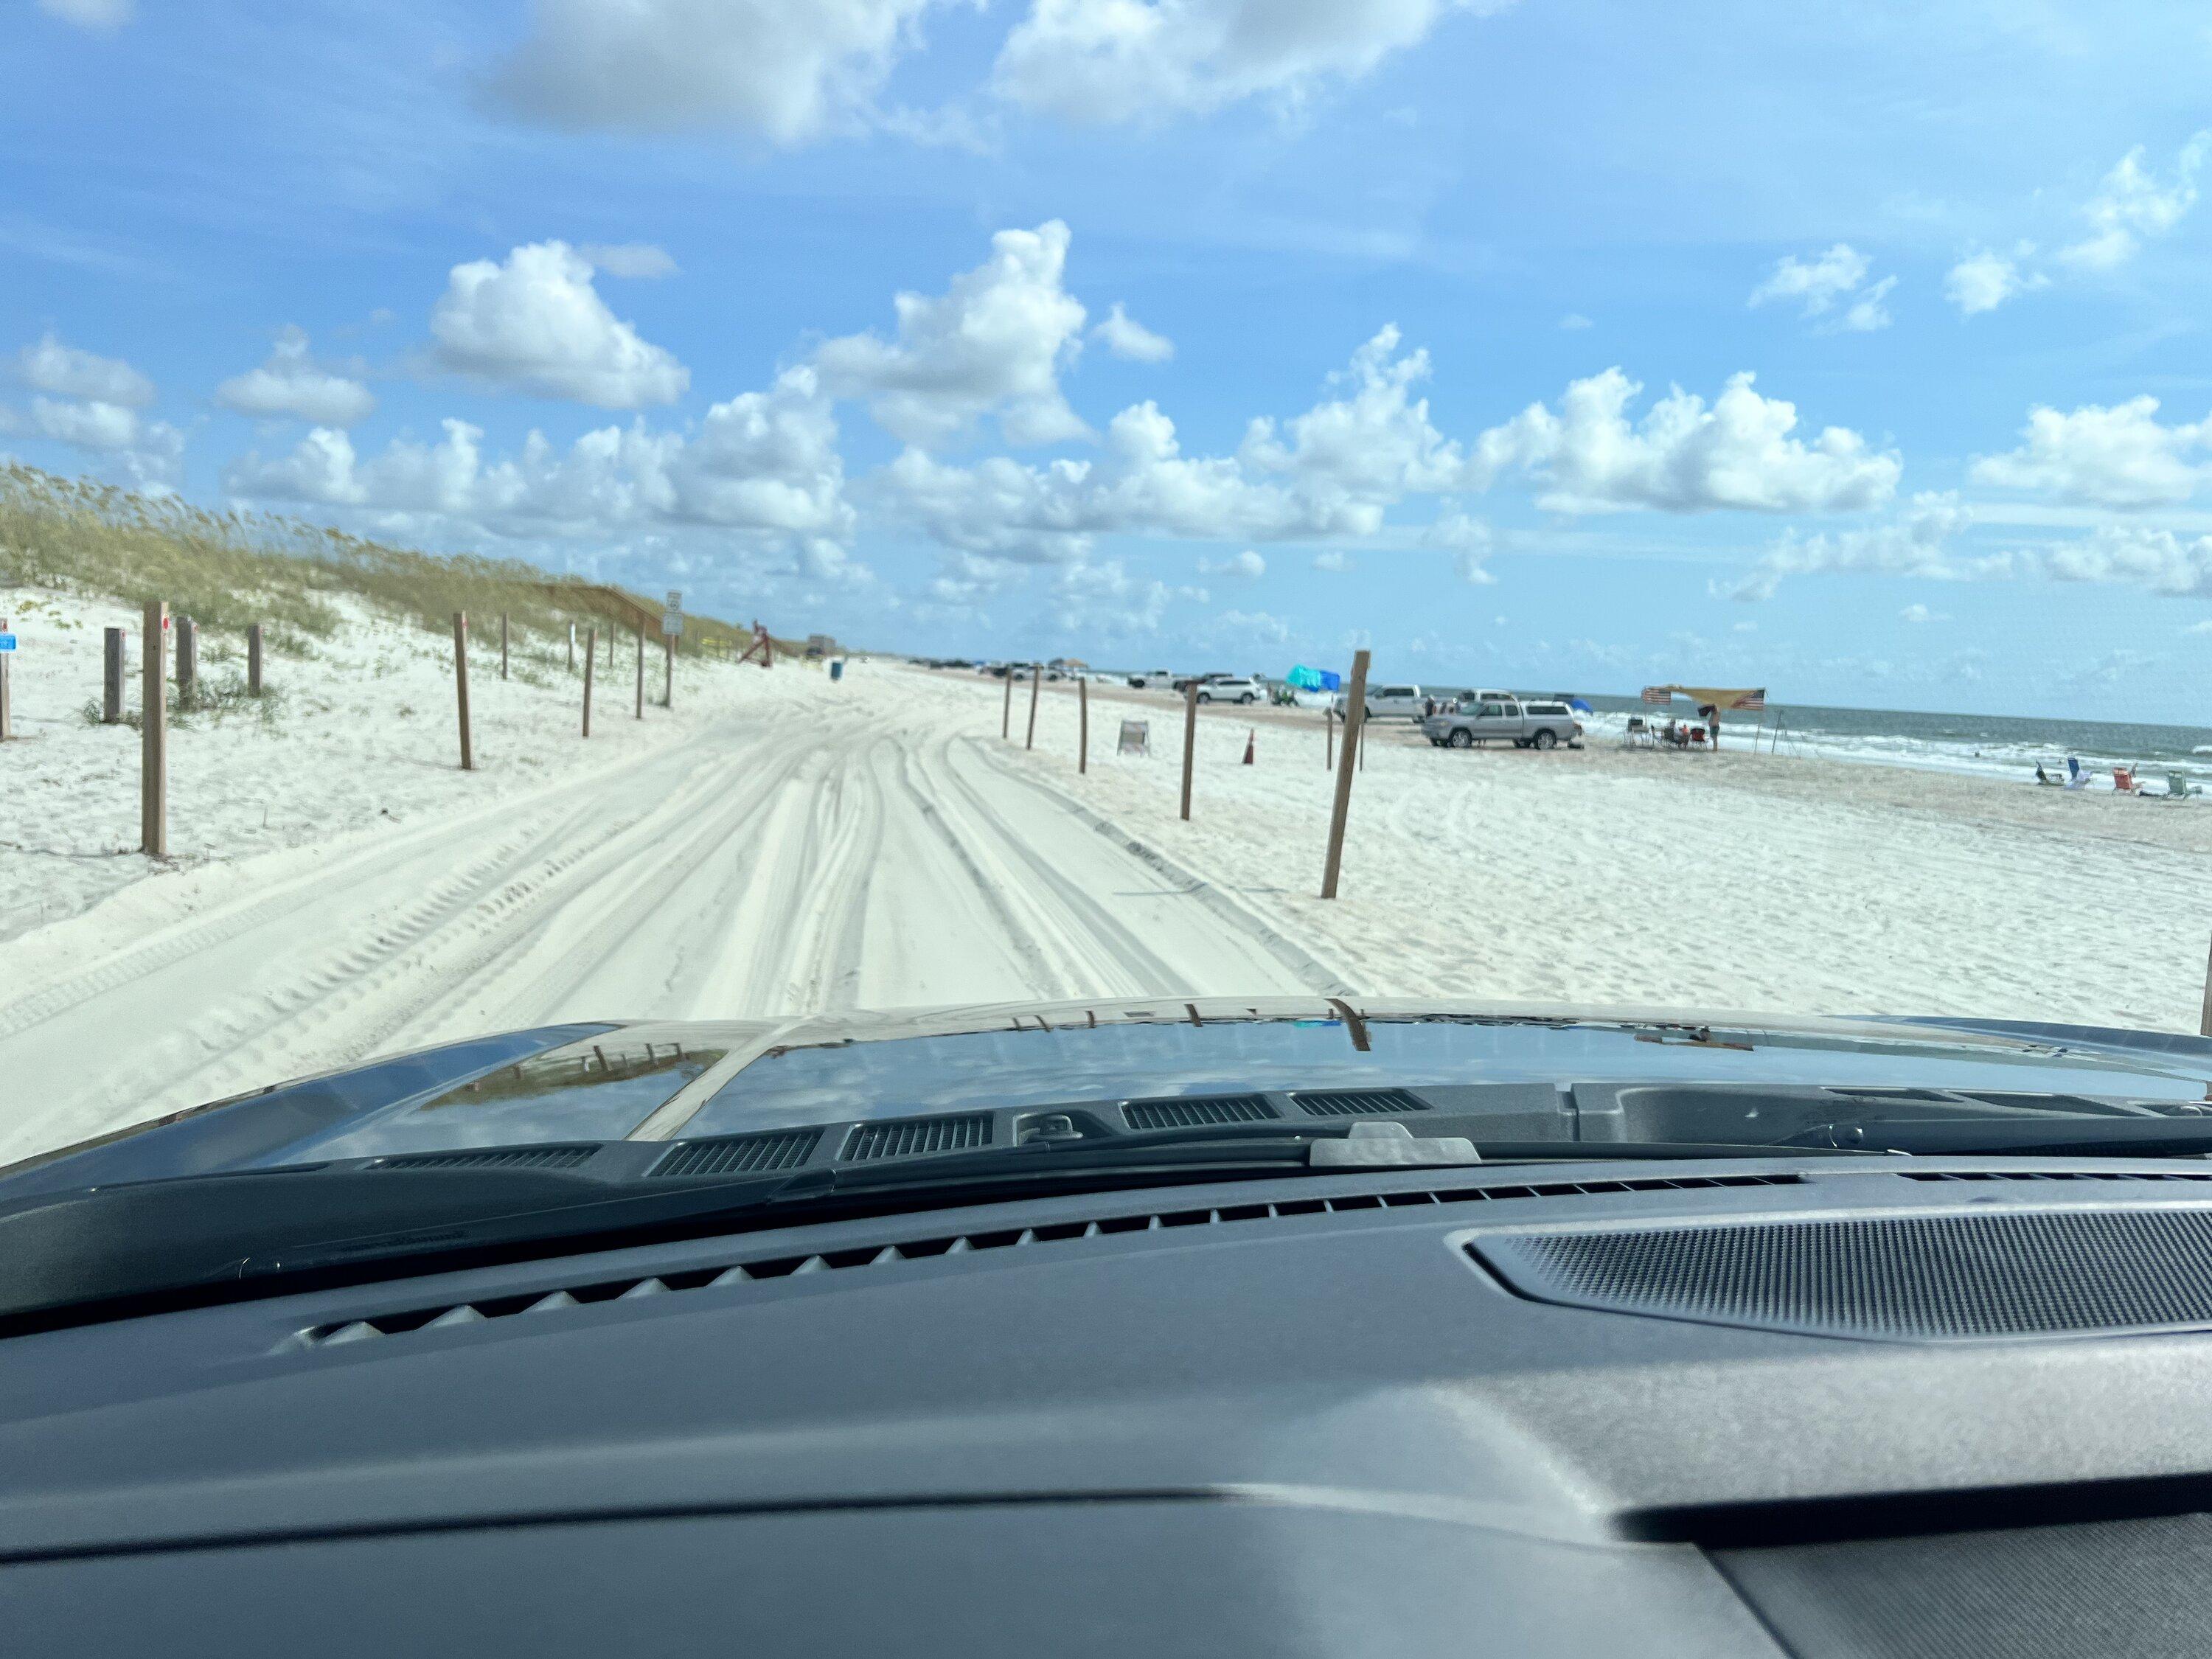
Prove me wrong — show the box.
[829,659,844,682]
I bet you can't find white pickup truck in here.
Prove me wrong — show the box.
[1422,692,1583,751]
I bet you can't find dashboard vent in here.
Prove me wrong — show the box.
[279,1169,1801,1354]
[1474,1206,2212,1342]
[1903,1169,2212,1184]
[1292,1088,1429,1118]
[652,1129,821,1179]
[1123,1093,1276,1130]
[378,1146,597,1172]
[841,1113,991,1162]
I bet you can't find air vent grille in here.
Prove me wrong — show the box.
[841,1114,991,1161]
[379,1146,597,1172]
[652,1129,821,1179]
[1123,1094,1277,1130]
[1475,1205,2212,1341]
[1292,1088,1428,1118]
[1904,1169,2212,1184]
[282,1170,1801,1354]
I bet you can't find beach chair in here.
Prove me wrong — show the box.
[2065,757,2092,790]
[2168,771,2196,799]
[2114,766,2139,795]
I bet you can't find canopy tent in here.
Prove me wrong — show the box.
[1636,685,1768,750]
[1284,665,1341,692]
[1639,685,1767,711]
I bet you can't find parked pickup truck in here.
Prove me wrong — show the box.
[1422,692,1583,751]
[1335,682,1430,720]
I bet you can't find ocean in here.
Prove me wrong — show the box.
[1559,692,2212,788]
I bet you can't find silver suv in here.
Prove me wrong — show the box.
[1194,676,1263,704]
[1423,692,1582,751]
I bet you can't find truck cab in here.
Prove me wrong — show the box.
[1423,690,1582,751]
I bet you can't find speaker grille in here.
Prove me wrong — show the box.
[1472,1207,2212,1342]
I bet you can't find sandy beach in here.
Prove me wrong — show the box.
[6,600,2211,1161]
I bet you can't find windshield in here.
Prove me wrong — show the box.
[7,4,2212,1206]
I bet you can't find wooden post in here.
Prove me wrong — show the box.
[567,622,576,672]
[103,627,125,723]
[583,627,596,737]
[452,612,473,771]
[1321,650,1371,899]
[663,633,672,709]
[2201,933,2212,1037]
[606,625,614,669]
[1001,667,1013,738]
[247,623,263,696]
[635,621,644,718]
[0,645,10,742]
[1079,676,1088,774]
[175,615,195,700]
[1180,681,1198,821]
[1325,706,1334,771]
[1026,662,1041,749]
[141,601,167,855]
[500,613,509,681]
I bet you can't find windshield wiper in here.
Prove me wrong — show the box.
[1787,1115,2212,1156]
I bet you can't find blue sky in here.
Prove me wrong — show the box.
[9,1,2212,718]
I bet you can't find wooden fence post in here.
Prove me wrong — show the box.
[567,623,576,672]
[1321,650,1371,899]
[1001,667,1013,738]
[583,627,596,737]
[606,625,614,669]
[2201,933,2212,1037]
[1026,662,1041,749]
[1325,706,1333,771]
[247,623,263,696]
[635,621,644,718]
[1079,676,1088,774]
[452,612,473,771]
[663,633,672,709]
[1180,681,1198,821]
[103,627,125,723]
[175,615,195,700]
[0,638,10,742]
[500,613,509,681]
[142,601,167,855]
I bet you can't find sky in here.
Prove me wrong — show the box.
[8,1,2212,720]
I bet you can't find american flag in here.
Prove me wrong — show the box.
[1641,686,1672,703]
[1736,689,1767,710]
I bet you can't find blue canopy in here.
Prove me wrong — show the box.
[1568,697,1593,714]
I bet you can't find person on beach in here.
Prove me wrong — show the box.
[1699,704,1718,750]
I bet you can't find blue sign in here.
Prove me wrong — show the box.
[0,633,17,652]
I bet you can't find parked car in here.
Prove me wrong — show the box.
[1194,676,1263,704]
[1338,682,1429,720]
[1422,691,1582,751]
[1127,669,1175,689]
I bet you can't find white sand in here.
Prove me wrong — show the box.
[5,608,2208,1164]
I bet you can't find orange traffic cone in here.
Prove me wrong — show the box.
[1242,729,1255,765]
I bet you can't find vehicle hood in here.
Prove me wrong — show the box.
[10,995,2212,1192]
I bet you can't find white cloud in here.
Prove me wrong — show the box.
[993,0,1502,125]
[215,327,376,426]
[17,332,154,406]
[1199,548,1265,579]
[1970,396,2212,508]
[225,366,848,544]
[493,0,944,145]
[1558,313,1593,331]
[429,240,689,408]
[1208,608,1291,646]
[1048,557,1208,634]
[578,242,680,279]
[2059,134,2211,271]
[1416,508,1495,583]
[1312,549,1351,571]
[815,220,1088,448]
[1749,243,1869,317]
[1469,368,1900,514]
[4,395,184,489]
[1728,492,1976,600]
[1750,246,1893,333]
[1898,602,1944,623]
[1838,275,1896,333]
[2184,619,2212,636]
[1944,246,2045,316]
[2029,525,2212,597]
[1239,324,1464,520]
[37,0,132,29]
[1093,302,1174,362]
